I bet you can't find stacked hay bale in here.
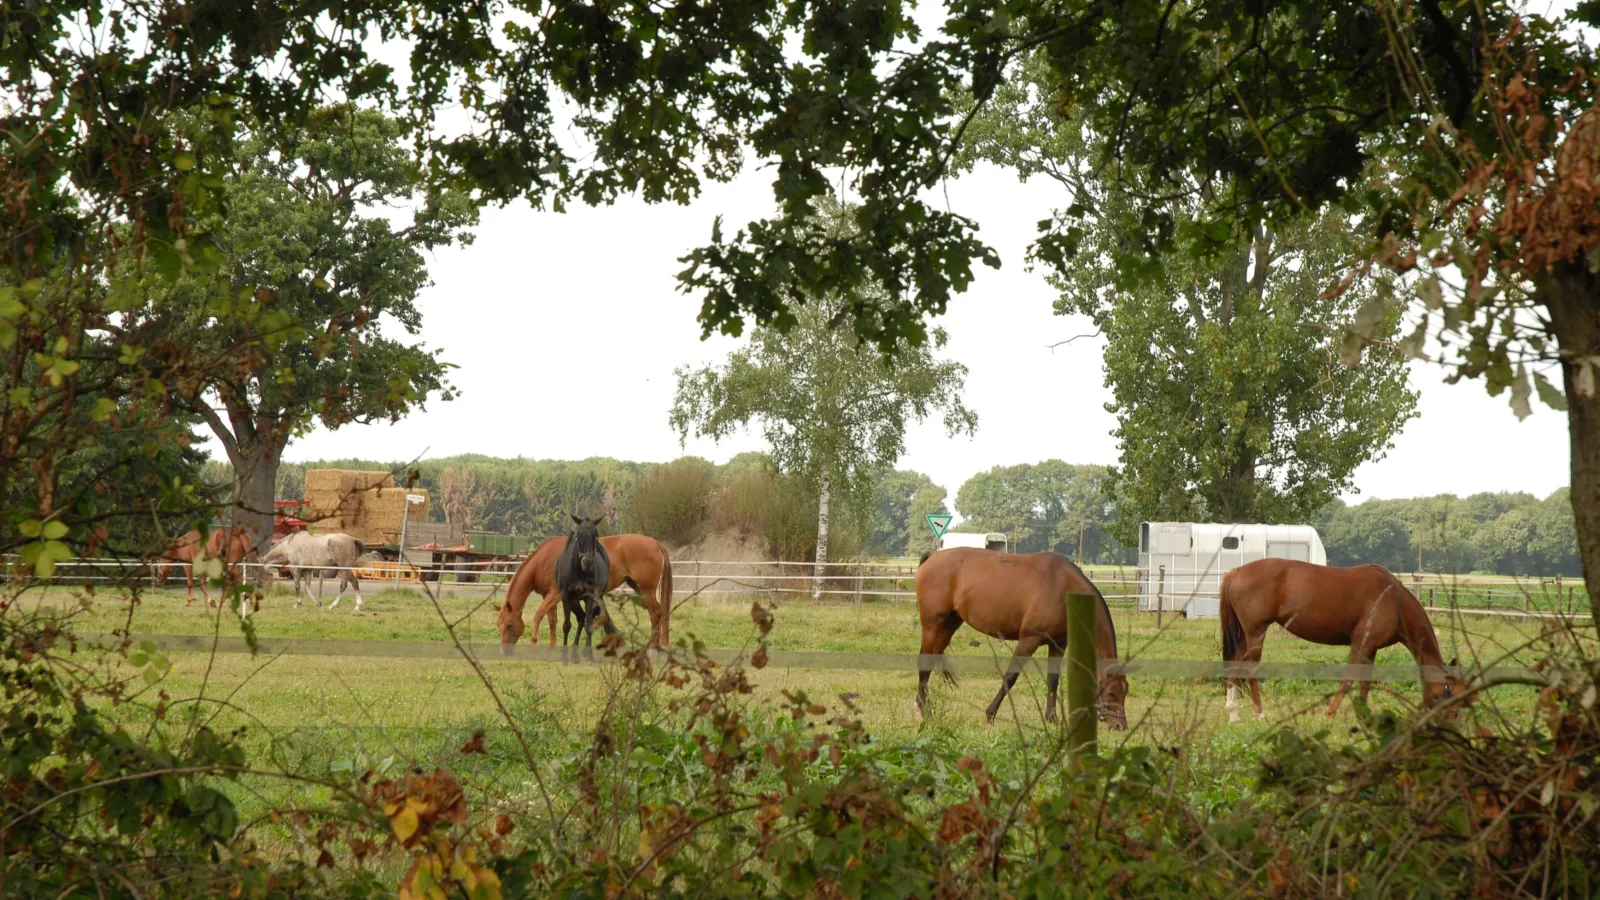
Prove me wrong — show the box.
[301,469,431,547]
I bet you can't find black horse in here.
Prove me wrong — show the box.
[553,512,616,660]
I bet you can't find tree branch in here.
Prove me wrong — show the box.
[1047,330,1102,350]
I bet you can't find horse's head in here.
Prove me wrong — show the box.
[495,602,525,655]
[1422,656,1473,722]
[567,512,605,575]
[1099,671,1130,731]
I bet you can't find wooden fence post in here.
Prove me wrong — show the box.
[854,563,863,612]
[1066,591,1098,771]
[1156,565,1165,629]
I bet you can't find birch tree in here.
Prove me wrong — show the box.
[671,204,976,595]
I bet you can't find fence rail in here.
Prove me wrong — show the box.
[9,557,1591,619]
[74,632,1547,685]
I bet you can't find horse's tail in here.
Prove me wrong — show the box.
[352,538,366,556]
[657,542,673,645]
[918,550,933,567]
[1220,571,1245,666]
[939,657,958,688]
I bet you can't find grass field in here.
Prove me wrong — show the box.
[20,581,1572,740]
[13,578,1591,883]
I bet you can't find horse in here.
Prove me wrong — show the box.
[914,548,1129,729]
[262,531,367,611]
[156,527,259,607]
[494,533,673,652]
[553,514,615,660]
[1220,558,1470,723]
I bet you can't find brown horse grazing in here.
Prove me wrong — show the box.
[157,528,259,607]
[1220,558,1469,723]
[914,548,1128,729]
[495,534,673,651]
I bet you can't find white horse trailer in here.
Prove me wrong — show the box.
[1138,522,1326,618]
[936,532,1009,552]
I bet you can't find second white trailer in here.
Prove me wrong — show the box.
[1137,522,1327,618]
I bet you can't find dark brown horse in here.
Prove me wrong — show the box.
[157,527,259,607]
[1220,558,1469,722]
[914,548,1128,728]
[495,533,673,651]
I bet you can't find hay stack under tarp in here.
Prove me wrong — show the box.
[301,469,428,546]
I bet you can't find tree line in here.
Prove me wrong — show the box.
[243,454,1582,576]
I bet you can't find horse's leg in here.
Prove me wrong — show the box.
[986,634,1046,725]
[324,570,339,610]
[582,595,597,661]
[291,567,303,608]
[916,617,959,718]
[1044,639,1065,724]
[532,590,561,647]
[561,601,574,664]
[184,564,195,607]
[1244,627,1268,720]
[1326,643,1374,718]
[347,568,363,613]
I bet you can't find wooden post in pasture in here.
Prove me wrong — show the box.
[1156,565,1166,629]
[1556,574,1564,614]
[1066,592,1099,770]
[853,563,863,612]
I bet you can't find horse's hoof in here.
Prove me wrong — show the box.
[1228,713,1241,724]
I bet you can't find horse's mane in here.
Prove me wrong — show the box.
[1051,553,1117,655]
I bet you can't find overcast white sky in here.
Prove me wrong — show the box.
[262,149,1572,514]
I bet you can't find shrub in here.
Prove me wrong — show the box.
[630,458,717,546]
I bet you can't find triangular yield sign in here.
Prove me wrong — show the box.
[925,514,954,539]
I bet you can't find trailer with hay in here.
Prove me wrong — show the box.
[291,469,535,581]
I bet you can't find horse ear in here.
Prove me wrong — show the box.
[1448,656,1459,668]
[569,512,582,525]
[491,603,501,613]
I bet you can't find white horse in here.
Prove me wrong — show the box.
[263,531,367,611]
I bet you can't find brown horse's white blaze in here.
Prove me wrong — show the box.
[1220,559,1469,723]
[495,533,673,652]
[913,548,1128,728]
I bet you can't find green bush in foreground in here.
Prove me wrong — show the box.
[4,592,1598,898]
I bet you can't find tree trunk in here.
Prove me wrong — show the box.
[1538,265,1600,629]
[232,440,280,562]
[813,469,831,600]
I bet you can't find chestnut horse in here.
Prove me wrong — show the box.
[1221,558,1468,723]
[914,548,1128,728]
[157,527,258,607]
[495,533,673,651]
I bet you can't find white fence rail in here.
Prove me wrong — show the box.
[8,558,1590,619]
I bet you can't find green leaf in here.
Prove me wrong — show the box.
[92,398,118,422]
[1509,363,1532,420]
[1415,276,1443,311]
[1533,370,1567,411]
[41,520,68,540]
[174,151,196,171]
[0,287,23,319]
[18,520,42,538]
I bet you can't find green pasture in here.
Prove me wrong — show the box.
[19,581,1572,738]
[12,580,1585,873]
